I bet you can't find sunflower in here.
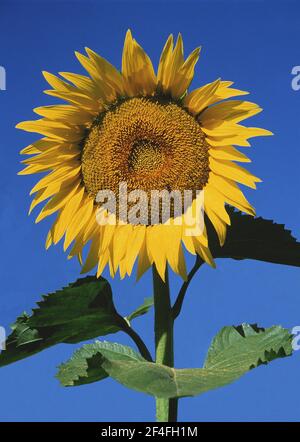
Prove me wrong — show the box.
[17,31,272,281]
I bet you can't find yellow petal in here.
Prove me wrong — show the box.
[59,72,99,98]
[202,121,273,140]
[137,235,153,280]
[100,224,116,254]
[63,195,94,250]
[22,150,79,167]
[201,100,261,124]
[207,135,251,147]
[185,80,249,115]
[157,34,174,91]
[16,119,84,142]
[67,230,85,261]
[184,79,221,115]
[124,225,146,276]
[204,186,230,246]
[179,192,208,247]
[29,164,81,194]
[45,228,53,249]
[22,142,80,162]
[18,163,53,175]
[52,187,85,244]
[29,180,72,214]
[76,51,116,103]
[146,226,167,280]
[34,105,92,126]
[164,33,184,91]
[81,208,98,243]
[35,181,80,223]
[122,30,156,96]
[162,224,187,279]
[42,71,72,92]
[205,121,272,147]
[68,229,88,261]
[214,81,249,102]
[85,47,125,96]
[75,51,102,82]
[81,232,101,274]
[208,174,255,216]
[112,224,133,273]
[169,47,201,99]
[182,234,196,255]
[96,248,110,278]
[20,138,60,155]
[204,185,231,225]
[193,237,216,268]
[118,257,128,279]
[45,89,100,114]
[209,145,251,163]
[207,207,227,246]
[209,157,261,189]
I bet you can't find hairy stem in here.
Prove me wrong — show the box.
[152,265,178,422]
[118,317,153,362]
[172,256,203,320]
[123,321,153,362]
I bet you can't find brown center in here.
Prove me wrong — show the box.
[81,97,210,223]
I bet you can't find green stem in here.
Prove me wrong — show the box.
[172,256,203,320]
[152,265,178,422]
[121,319,153,362]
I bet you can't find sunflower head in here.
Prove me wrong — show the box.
[17,30,272,281]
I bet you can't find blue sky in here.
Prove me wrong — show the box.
[0,0,300,422]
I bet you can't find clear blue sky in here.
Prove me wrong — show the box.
[0,0,300,422]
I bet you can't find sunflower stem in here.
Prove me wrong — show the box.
[120,320,153,362]
[152,265,178,422]
[172,255,204,320]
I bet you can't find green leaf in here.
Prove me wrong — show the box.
[106,324,292,398]
[208,208,300,267]
[0,276,125,367]
[125,297,154,323]
[203,323,292,371]
[56,341,145,386]
[60,324,292,397]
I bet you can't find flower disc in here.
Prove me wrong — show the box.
[81,97,210,222]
